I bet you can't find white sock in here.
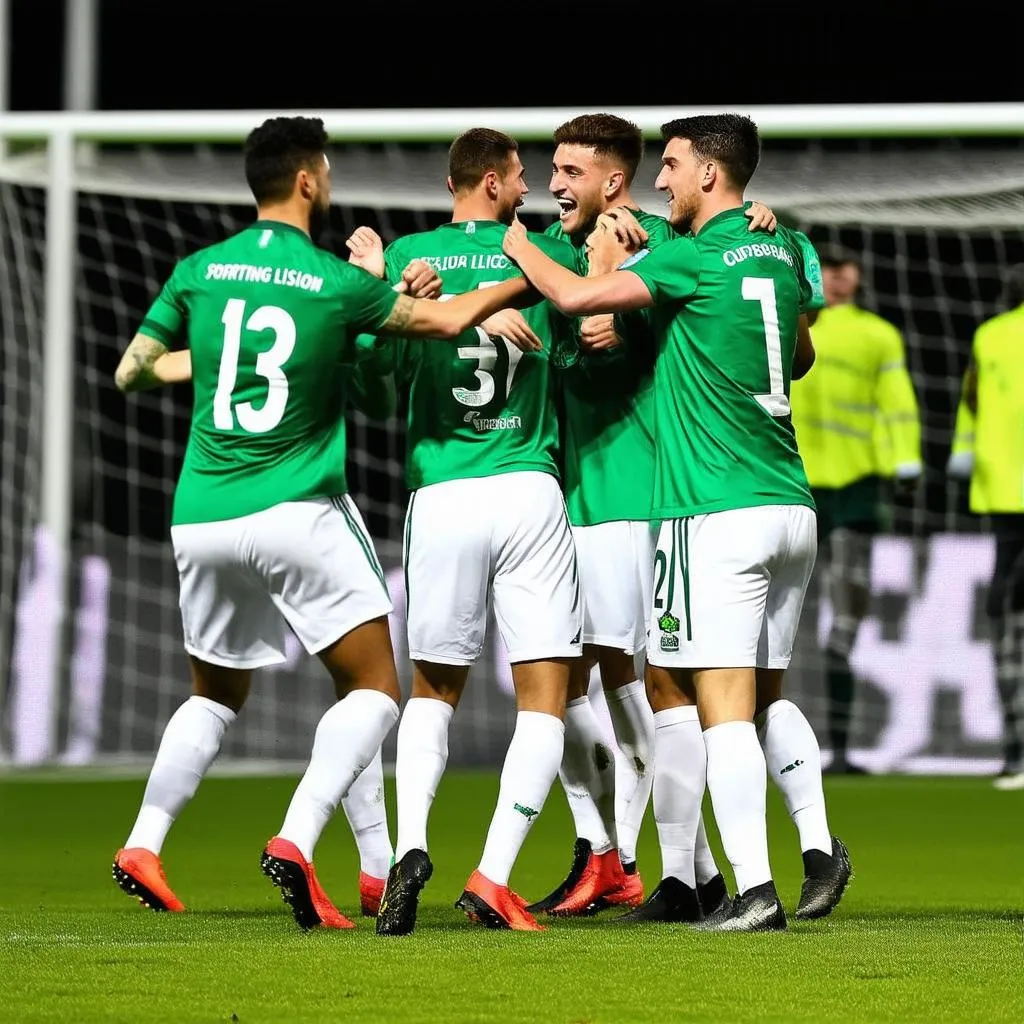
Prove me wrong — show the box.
[341,748,393,879]
[703,720,772,895]
[694,814,721,885]
[758,699,832,855]
[652,705,706,888]
[278,689,399,862]
[394,697,455,860]
[124,695,236,854]
[478,711,564,887]
[605,679,655,866]
[558,696,616,855]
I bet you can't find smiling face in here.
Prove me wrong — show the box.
[549,143,617,239]
[654,137,705,234]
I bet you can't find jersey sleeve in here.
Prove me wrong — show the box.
[139,259,191,347]
[623,236,701,303]
[793,231,826,312]
[337,261,401,334]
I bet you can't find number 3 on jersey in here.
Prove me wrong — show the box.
[742,276,790,418]
[214,298,296,433]
[441,283,525,409]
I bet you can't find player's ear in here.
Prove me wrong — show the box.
[701,160,717,192]
[297,168,314,202]
[446,176,455,197]
[605,169,625,199]
[484,170,499,199]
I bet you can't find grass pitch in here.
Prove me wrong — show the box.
[0,771,1020,1023]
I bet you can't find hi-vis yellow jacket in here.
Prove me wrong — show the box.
[948,304,1024,513]
[790,303,922,489]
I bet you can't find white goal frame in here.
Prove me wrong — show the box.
[1,100,1024,760]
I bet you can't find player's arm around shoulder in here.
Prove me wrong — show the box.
[503,215,655,316]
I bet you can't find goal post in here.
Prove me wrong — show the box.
[1,102,1023,770]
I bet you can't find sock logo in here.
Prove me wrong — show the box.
[513,802,539,820]
[780,759,804,775]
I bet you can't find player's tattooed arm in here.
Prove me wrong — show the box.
[114,333,190,392]
[378,278,539,348]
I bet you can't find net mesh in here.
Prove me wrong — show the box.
[1,135,1022,769]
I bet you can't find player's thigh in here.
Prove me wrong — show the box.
[758,505,819,669]
[404,479,491,666]
[248,496,394,658]
[573,520,651,657]
[491,471,582,664]
[647,510,776,670]
[171,518,289,670]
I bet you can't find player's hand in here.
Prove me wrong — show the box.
[346,226,385,279]
[482,309,543,352]
[585,214,636,275]
[746,201,777,233]
[399,259,442,300]
[600,208,649,249]
[502,214,529,261]
[579,314,622,351]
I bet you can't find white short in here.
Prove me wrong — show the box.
[573,520,657,654]
[404,471,582,665]
[171,496,392,670]
[647,504,817,670]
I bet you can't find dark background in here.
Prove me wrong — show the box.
[8,0,1024,112]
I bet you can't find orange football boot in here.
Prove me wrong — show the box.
[550,849,641,915]
[261,836,355,930]
[112,847,185,912]
[455,870,545,931]
[359,871,386,917]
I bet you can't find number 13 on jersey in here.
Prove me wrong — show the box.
[214,298,296,433]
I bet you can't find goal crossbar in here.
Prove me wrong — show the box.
[2,102,1024,143]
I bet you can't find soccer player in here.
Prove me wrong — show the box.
[524,113,760,919]
[502,113,851,931]
[789,245,922,774]
[110,116,534,930]
[347,128,582,935]
[947,265,1024,791]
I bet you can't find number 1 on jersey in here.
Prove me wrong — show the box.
[742,276,791,418]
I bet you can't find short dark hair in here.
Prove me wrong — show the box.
[660,113,761,190]
[448,128,519,193]
[243,116,328,205]
[1001,263,1024,309]
[553,113,644,185]
[817,242,862,270]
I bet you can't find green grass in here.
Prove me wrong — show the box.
[0,772,1021,1023]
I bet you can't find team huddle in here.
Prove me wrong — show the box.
[111,111,852,934]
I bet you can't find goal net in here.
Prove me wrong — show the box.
[2,113,1023,772]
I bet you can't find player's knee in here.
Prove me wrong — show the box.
[411,661,468,707]
[188,655,251,713]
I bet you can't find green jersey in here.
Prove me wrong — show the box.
[545,211,676,526]
[379,220,575,490]
[139,220,400,526]
[626,207,816,519]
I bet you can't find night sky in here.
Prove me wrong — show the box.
[7,0,1024,113]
